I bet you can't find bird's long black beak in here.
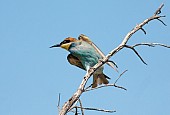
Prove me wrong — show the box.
[49,44,60,48]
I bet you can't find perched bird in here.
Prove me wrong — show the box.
[78,34,118,72]
[50,35,111,88]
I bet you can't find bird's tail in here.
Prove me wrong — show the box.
[92,73,110,88]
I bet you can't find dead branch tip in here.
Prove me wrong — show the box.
[154,4,164,15]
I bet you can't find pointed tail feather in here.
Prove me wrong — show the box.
[92,74,110,88]
[92,75,98,88]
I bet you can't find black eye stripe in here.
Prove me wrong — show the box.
[65,40,70,43]
[60,40,70,45]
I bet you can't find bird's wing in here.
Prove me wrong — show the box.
[67,54,86,70]
[78,34,118,72]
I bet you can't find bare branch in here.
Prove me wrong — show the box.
[132,43,170,48]
[124,45,147,65]
[59,4,167,115]
[123,42,170,65]
[85,83,127,92]
[57,93,61,112]
[68,99,79,112]
[75,106,116,113]
[154,3,164,15]
[107,60,118,68]
[78,99,84,115]
[85,70,128,92]
[114,70,128,84]
[157,18,167,26]
[140,27,147,34]
[99,59,119,72]
[75,107,78,115]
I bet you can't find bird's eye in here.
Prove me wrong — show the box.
[64,40,70,43]
[61,40,70,45]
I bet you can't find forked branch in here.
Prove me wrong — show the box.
[59,4,166,115]
[85,70,128,92]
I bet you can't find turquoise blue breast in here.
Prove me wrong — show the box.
[68,41,102,70]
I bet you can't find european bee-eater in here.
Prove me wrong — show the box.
[50,35,111,88]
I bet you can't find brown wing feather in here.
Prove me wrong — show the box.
[67,54,85,70]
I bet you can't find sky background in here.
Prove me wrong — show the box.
[0,0,170,115]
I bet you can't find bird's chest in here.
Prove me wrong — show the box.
[69,44,100,68]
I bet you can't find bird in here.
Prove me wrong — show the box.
[50,35,113,88]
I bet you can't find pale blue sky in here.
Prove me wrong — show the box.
[0,0,170,115]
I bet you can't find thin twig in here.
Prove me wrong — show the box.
[84,84,93,90]
[133,43,170,48]
[69,109,80,115]
[78,99,84,115]
[157,18,167,26]
[140,27,147,34]
[114,70,128,84]
[68,99,79,112]
[154,3,164,15]
[75,107,78,115]
[124,45,147,65]
[107,60,118,68]
[85,70,128,92]
[74,106,116,113]
[57,93,61,112]
[99,59,119,72]
[85,84,126,92]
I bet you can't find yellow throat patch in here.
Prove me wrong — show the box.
[60,43,71,50]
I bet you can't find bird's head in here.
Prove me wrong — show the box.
[50,37,77,50]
